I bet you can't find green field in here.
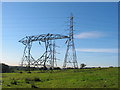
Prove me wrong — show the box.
[1,67,119,88]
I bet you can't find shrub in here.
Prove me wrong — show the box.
[19,71,23,73]
[25,78,31,84]
[7,84,11,87]
[34,77,41,82]
[25,77,41,84]
[54,67,61,70]
[27,71,31,73]
[109,66,113,68]
[80,63,86,69]
[11,79,17,85]
[31,84,38,88]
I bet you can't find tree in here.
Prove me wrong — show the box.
[0,63,10,73]
[80,63,86,69]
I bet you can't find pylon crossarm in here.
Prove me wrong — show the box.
[19,33,69,45]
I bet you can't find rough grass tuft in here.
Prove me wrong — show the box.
[25,77,42,84]
[10,78,17,85]
[34,77,41,82]
[31,84,39,88]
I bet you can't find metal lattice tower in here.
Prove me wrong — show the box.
[51,40,58,68]
[33,39,57,69]
[63,14,78,69]
[19,33,68,70]
[20,36,36,71]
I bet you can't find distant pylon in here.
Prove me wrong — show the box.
[51,40,57,69]
[63,14,78,69]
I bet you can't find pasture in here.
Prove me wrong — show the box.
[1,67,118,88]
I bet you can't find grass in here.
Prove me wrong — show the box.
[2,67,118,88]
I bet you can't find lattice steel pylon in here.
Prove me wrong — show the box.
[20,36,36,71]
[63,14,78,69]
[19,33,69,70]
[33,39,57,69]
[51,40,58,69]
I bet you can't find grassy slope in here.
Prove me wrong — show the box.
[2,67,118,88]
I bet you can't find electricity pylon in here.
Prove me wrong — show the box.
[19,34,68,70]
[63,14,78,69]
